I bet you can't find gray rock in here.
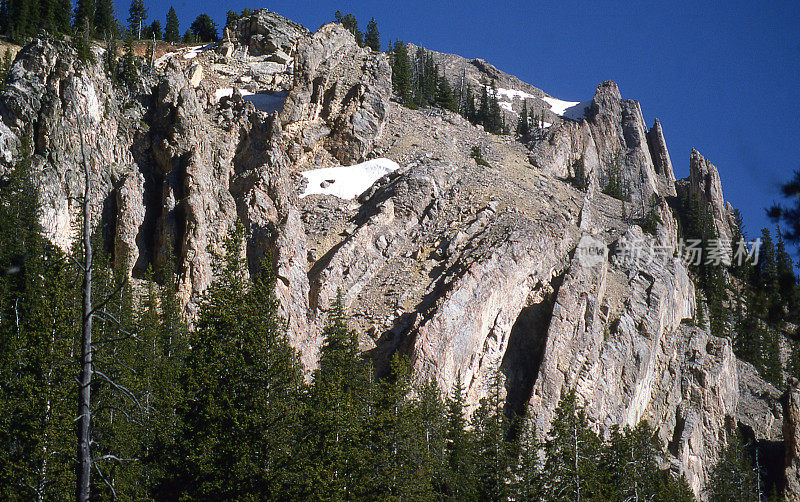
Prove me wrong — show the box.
[229,9,310,57]
[784,379,800,502]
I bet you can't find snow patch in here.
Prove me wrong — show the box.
[495,88,537,101]
[241,90,288,114]
[300,158,402,200]
[499,101,514,112]
[154,52,177,67]
[182,44,213,59]
[215,87,234,100]
[214,88,288,114]
[541,96,592,121]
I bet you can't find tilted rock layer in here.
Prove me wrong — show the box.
[0,10,784,498]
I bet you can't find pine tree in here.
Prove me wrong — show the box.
[478,78,490,127]
[0,49,11,91]
[472,370,513,501]
[544,389,603,500]
[335,11,364,47]
[708,430,759,502]
[443,375,476,500]
[158,223,306,499]
[436,73,457,112]
[754,228,778,296]
[485,80,503,134]
[390,40,413,107]
[128,0,146,39]
[364,17,380,51]
[0,132,79,500]
[53,0,72,33]
[513,413,544,500]
[304,291,372,499]
[94,0,116,37]
[516,100,530,141]
[603,422,667,501]
[188,13,219,42]
[775,230,798,319]
[120,31,138,84]
[164,6,179,42]
[73,0,95,32]
[145,19,161,40]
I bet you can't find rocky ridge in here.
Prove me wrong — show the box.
[0,10,788,498]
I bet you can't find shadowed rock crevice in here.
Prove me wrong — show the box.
[501,272,565,417]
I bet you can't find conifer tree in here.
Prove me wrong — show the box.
[364,17,380,51]
[472,370,513,501]
[775,230,798,319]
[0,132,78,500]
[513,414,544,500]
[334,11,364,47]
[544,389,603,500]
[53,0,72,33]
[188,13,218,42]
[94,0,116,38]
[516,100,530,141]
[305,292,372,499]
[390,40,413,107]
[707,430,760,502]
[436,73,457,112]
[128,0,147,39]
[164,6,180,42]
[73,0,95,33]
[755,228,778,297]
[478,78,490,127]
[146,19,162,40]
[603,422,667,501]
[0,49,11,91]
[485,80,504,134]
[159,223,305,499]
[442,375,476,500]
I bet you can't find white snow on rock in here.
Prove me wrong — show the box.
[154,44,215,67]
[242,90,288,113]
[154,51,177,67]
[215,87,234,100]
[495,88,537,101]
[541,96,591,121]
[499,101,514,112]
[493,87,589,121]
[214,88,288,114]
[300,158,402,200]
[182,44,213,59]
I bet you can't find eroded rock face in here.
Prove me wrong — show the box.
[525,225,739,496]
[529,81,676,213]
[0,26,784,500]
[785,379,800,502]
[280,22,391,167]
[647,118,677,196]
[0,37,141,252]
[679,149,736,242]
[229,9,310,57]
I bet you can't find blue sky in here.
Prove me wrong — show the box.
[119,0,800,243]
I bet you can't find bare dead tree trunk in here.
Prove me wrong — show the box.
[76,121,93,502]
[150,33,156,67]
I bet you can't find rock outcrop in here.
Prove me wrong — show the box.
[0,11,784,499]
[529,81,676,213]
[678,149,736,243]
[785,379,800,501]
[280,22,391,167]
[646,118,677,196]
[229,9,309,57]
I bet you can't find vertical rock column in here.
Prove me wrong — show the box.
[784,378,800,502]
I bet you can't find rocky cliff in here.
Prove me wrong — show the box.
[0,10,785,498]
